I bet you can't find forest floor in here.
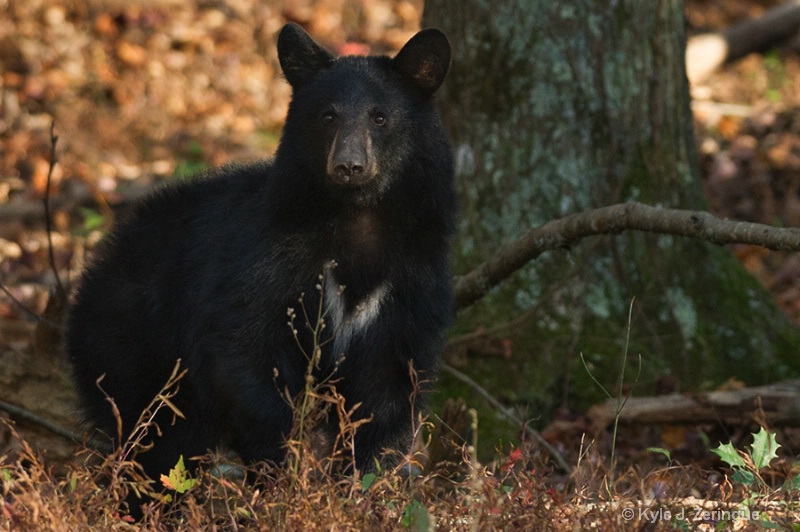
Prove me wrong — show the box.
[1,0,800,529]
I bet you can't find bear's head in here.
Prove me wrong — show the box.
[275,23,451,207]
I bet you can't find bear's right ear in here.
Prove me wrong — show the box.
[278,23,336,88]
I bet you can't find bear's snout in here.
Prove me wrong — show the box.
[327,128,376,186]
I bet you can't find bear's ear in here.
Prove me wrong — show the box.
[278,23,336,88]
[392,28,451,96]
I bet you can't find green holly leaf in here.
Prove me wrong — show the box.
[712,442,746,469]
[160,455,197,494]
[749,427,780,470]
[731,468,756,487]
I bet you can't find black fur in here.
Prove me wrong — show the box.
[67,23,455,481]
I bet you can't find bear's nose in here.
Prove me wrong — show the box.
[334,161,364,180]
[328,131,373,185]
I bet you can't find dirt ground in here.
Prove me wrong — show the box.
[1,0,799,477]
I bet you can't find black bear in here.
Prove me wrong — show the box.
[67,23,455,483]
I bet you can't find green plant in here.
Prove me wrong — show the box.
[646,447,672,464]
[173,141,207,179]
[283,261,365,478]
[160,456,197,499]
[77,207,107,235]
[401,498,430,530]
[763,50,787,103]
[580,298,641,492]
[711,427,800,529]
[712,427,781,496]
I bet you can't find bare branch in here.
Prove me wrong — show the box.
[0,284,64,329]
[453,201,800,311]
[0,399,86,445]
[44,120,66,297]
[441,362,573,474]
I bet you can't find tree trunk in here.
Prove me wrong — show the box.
[424,1,800,422]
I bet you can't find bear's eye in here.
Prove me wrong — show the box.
[321,111,336,125]
[373,112,387,127]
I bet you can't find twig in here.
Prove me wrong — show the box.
[0,398,86,445]
[0,121,69,331]
[0,284,65,329]
[441,362,573,474]
[44,120,66,298]
[453,201,800,310]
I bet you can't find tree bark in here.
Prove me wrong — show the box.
[424,0,800,422]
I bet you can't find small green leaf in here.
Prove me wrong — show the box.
[361,472,377,492]
[174,160,207,179]
[647,447,672,461]
[401,500,429,530]
[749,427,780,470]
[782,473,800,492]
[78,207,106,233]
[757,518,783,530]
[712,442,746,469]
[670,516,690,531]
[234,507,252,519]
[731,468,756,486]
[160,455,197,494]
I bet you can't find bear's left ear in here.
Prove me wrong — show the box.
[278,23,336,88]
[393,28,451,96]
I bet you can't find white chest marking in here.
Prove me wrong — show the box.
[324,270,389,358]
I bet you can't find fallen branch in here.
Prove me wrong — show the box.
[687,0,800,84]
[0,398,87,445]
[0,181,150,223]
[453,201,800,311]
[587,380,800,431]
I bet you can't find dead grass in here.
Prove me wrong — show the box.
[3,410,800,530]
[3,272,800,530]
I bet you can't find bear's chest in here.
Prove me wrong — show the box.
[323,269,390,358]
